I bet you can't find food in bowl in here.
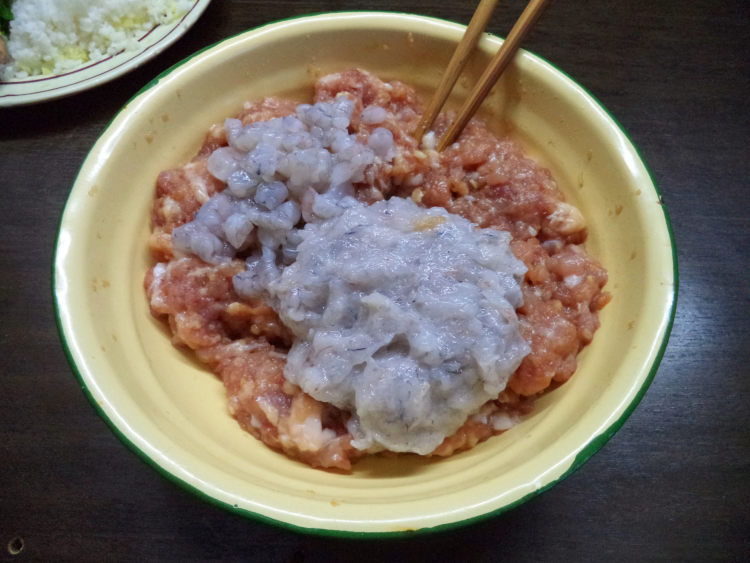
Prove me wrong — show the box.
[0,0,193,79]
[145,68,610,470]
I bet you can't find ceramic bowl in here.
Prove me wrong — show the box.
[54,12,676,535]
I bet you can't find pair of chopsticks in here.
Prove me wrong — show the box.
[415,0,550,151]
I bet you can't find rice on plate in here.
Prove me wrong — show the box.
[0,0,193,79]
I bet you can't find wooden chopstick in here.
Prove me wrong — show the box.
[413,0,500,143]
[437,0,550,151]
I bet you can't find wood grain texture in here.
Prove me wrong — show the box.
[1,0,748,560]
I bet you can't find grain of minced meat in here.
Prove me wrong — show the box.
[145,69,610,470]
[0,0,193,80]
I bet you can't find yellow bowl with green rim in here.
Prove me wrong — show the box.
[54,12,677,535]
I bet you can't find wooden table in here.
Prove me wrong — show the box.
[1,0,748,560]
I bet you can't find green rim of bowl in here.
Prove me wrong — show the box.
[53,11,678,539]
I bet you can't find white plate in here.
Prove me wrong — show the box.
[0,0,211,107]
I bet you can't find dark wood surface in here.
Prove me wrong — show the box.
[1,0,748,560]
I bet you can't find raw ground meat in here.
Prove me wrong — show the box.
[145,69,609,470]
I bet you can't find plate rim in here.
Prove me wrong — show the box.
[52,11,678,537]
[0,0,212,107]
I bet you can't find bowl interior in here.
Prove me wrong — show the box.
[55,13,675,534]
